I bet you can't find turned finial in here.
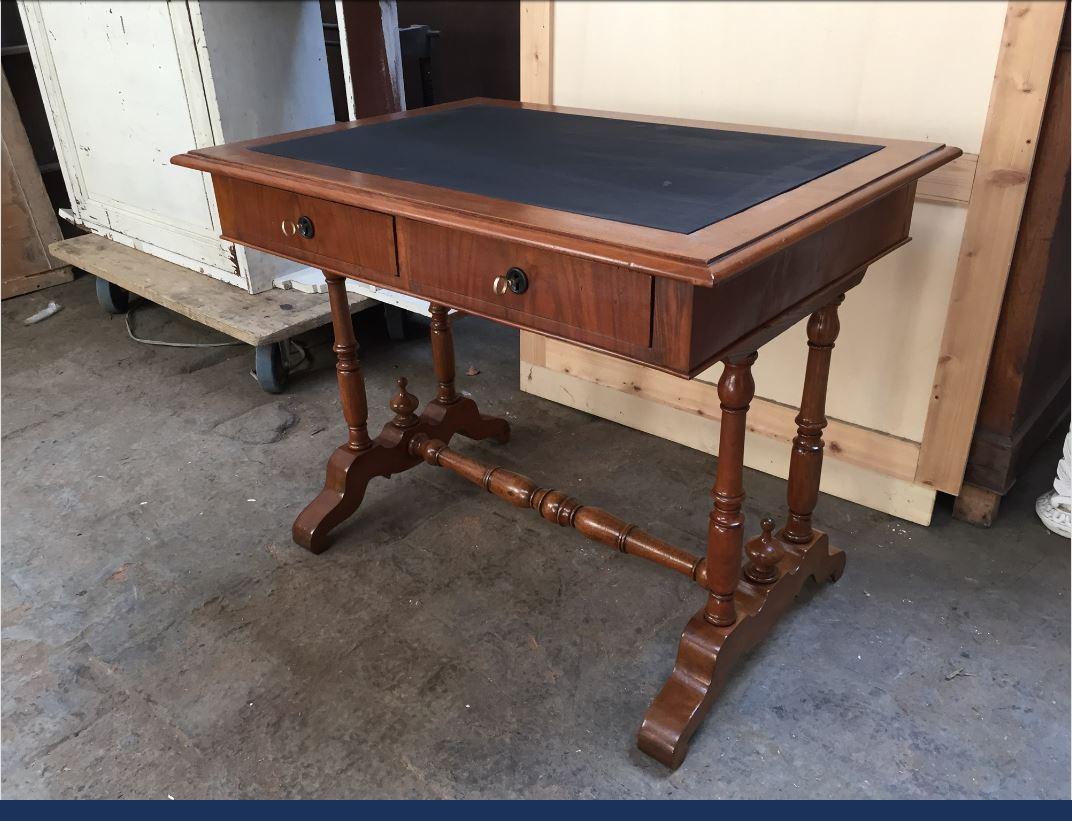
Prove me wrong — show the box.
[744,516,783,585]
[390,377,419,428]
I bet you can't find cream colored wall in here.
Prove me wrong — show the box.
[551,0,1006,442]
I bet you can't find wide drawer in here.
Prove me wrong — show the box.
[213,177,397,278]
[398,218,653,349]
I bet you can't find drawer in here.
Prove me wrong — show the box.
[213,177,397,278]
[398,219,653,349]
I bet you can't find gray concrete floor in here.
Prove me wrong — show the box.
[2,276,1069,799]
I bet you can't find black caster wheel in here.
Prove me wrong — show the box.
[255,342,289,394]
[95,276,130,314]
[384,305,429,341]
[384,305,408,341]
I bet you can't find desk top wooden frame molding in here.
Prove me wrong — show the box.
[175,91,958,763]
[518,0,1066,514]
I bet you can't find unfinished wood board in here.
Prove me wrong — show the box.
[951,483,1002,527]
[687,201,967,442]
[916,0,1066,494]
[1,70,71,300]
[520,1,553,105]
[538,338,921,481]
[523,361,937,525]
[916,152,978,205]
[49,234,371,347]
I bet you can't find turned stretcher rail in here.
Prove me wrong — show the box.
[409,434,708,584]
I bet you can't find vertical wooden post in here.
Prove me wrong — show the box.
[704,352,757,627]
[429,303,459,405]
[782,296,843,544]
[915,0,1065,494]
[336,0,406,119]
[325,273,372,451]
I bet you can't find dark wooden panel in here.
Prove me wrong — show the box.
[337,0,403,118]
[398,217,653,349]
[686,184,914,373]
[397,1,519,105]
[214,176,397,279]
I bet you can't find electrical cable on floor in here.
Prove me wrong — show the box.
[124,303,242,348]
[123,302,311,383]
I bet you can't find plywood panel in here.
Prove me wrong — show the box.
[553,1,1006,152]
[541,339,921,481]
[692,202,965,442]
[917,153,978,205]
[541,0,1007,475]
[523,362,937,525]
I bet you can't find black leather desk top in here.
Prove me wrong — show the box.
[253,105,881,235]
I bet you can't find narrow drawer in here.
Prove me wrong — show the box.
[398,219,653,349]
[213,176,397,277]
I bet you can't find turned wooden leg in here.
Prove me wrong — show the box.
[640,348,848,769]
[704,352,757,627]
[422,302,510,445]
[429,304,459,405]
[782,295,843,544]
[327,273,373,452]
[292,286,510,554]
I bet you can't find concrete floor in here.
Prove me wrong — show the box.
[2,276,1069,799]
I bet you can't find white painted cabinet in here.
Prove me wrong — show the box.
[18,1,336,293]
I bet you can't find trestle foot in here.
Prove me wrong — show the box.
[637,531,844,769]
[292,395,509,553]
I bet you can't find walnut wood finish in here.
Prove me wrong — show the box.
[214,176,397,279]
[744,517,784,585]
[326,273,373,452]
[173,99,963,767]
[398,217,654,350]
[783,295,844,544]
[429,304,459,405]
[638,530,845,769]
[202,157,918,377]
[408,431,708,584]
[174,98,959,285]
[704,353,758,627]
[293,292,510,553]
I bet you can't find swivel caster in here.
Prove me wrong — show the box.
[384,305,428,341]
[254,341,289,394]
[95,276,130,314]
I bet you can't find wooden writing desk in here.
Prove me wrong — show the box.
[174,99,960,768]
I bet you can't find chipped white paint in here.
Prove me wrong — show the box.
[19,1,335,293]
[274,268,435,315]
[334,0,407,120]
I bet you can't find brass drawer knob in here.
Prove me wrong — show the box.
[492,267,528,296]
[281,219,297,237]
